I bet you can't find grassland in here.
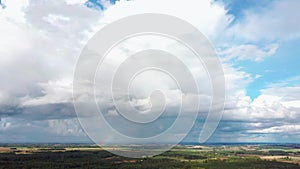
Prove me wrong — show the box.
[0,143,300,169]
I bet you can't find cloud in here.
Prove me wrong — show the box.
[48,118,85,136]
[248,125,300,134]
[202,0,300,143]
[217,84,300,143]
[0,118,12,131]
[0,1,107,143]
[219,43,279,62]
[226,0,300,42]
[103,0,233,41]
[0,103,76,121]
[0,0,6,9]
[0,0,102,114]
[0,0,242,144]
[0,0,299,143]
[261,86,300,103]
[0,117,89,143]
[21,79,73,106]
[0,0,235,142]
[223,85,300,122]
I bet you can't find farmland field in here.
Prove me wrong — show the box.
[0,143,300,169]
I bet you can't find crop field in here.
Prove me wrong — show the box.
[0,144,300,169]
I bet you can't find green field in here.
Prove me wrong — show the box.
[0,144,300,169]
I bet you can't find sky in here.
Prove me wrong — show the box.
[0,0,300,143]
